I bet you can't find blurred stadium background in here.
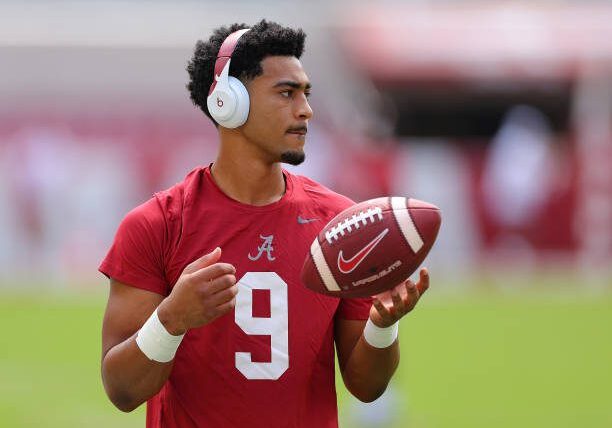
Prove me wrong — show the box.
[1,1,611,427]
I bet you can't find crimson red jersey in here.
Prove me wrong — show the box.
[100,166,372,428]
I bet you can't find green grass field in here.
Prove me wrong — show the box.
[1,284,611,428]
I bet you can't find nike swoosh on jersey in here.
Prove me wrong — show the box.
[337,228,389,274]
[297,216,319,224]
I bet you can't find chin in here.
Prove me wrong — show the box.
[280,150,306,166]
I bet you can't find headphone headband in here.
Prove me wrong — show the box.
[208,28,250,96]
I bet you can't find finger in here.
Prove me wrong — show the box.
[213,298,237,318]
[183,247,222,275]
[372,297,390,317]
[390,286,405,314]
[209,284,239,306]
[374,289,393,307]
[405,279,420,310]
[190,262,236,283]
[416,268,430,296]
[372,298,393,324]
[202,273,236,296]
[398,281,410,301]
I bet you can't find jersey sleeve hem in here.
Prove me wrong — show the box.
[99,261,169,296]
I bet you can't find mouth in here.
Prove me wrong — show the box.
[286,126,308,136]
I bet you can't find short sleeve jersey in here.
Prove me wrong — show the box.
[99,166,372,428]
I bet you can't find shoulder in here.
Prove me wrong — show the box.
[154,166,206,216]
[289,172,354,215]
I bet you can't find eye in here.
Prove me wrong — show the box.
[280,90,292,98]
[304,91,311,98]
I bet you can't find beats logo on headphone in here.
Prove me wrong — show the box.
[207,28,251,128]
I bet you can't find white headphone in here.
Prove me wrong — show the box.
[207,28,251,128]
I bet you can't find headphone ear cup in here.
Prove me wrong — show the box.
[207,86,237,126]
[207,76,249,129]
[221,76,249,129]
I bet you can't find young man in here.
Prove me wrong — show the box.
[100,20,429,428]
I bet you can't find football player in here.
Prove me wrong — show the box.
[100,20,429,427]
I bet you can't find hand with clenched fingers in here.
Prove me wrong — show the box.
[369,268,430,328]
[157,247,238,335]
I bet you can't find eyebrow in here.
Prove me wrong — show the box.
[273,80,312,90]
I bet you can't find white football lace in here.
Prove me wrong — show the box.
[325,207,384,244]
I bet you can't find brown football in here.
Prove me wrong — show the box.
[301,197,441,298]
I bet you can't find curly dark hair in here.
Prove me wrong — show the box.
[186,20,306,125]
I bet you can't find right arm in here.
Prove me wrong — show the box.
[101,248,237,412]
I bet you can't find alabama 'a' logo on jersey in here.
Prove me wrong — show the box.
[248,235,276,261]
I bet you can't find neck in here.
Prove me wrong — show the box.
[211,129,286,206]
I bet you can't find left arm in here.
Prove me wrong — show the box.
[334,268,430,402]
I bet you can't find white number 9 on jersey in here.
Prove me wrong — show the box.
[234,272,289,380]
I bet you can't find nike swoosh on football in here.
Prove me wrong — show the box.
[297,216,319,224]
[337,228,389,274]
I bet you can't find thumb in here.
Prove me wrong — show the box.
[416,268,430,296]
[183,247,222,275]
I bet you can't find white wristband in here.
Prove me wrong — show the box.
[363,318,399,349]
[136,308,185,363]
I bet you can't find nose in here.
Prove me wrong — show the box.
[295,93,313,120]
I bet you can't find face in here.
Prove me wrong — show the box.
[241,56,313,165]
